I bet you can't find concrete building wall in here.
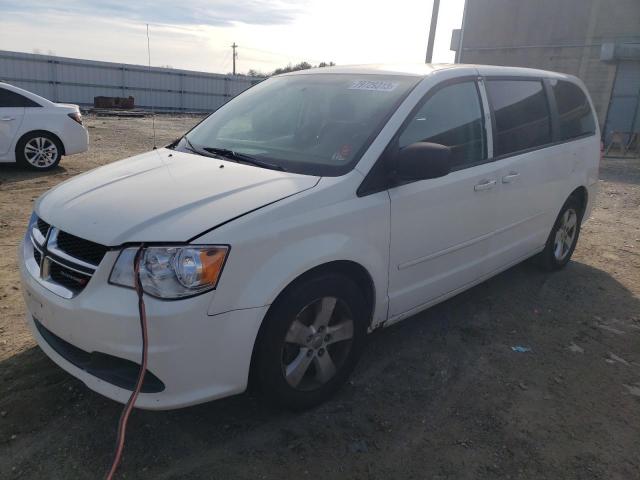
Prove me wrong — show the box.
[460,0,640,129]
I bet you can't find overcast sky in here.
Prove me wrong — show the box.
[0,0,465,74]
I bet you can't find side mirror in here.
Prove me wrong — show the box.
[394,142,452,181]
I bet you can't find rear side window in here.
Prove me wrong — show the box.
[398,81,486,169]
[0,88,41,107]
[551,80,596,140]
[487,80,551,157]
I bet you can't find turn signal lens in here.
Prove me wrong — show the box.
[173,247,228,289]
[201,249,227,284]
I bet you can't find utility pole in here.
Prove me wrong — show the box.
[425,0,440,63]
[231,42,238,75]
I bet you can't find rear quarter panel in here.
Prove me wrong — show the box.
[18,108,88,155]
[552,75,600,226]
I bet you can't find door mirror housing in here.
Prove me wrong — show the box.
[394,142,452,181]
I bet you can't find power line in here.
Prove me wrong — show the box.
[219,49,231,73]
[143,22,209,35]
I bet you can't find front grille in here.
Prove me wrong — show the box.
[49,262,91,292]
[26,216,110,298]
[34,318,165,393]
[36,218,50,237]
[56,230,108,266]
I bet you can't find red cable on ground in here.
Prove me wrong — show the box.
[105,246,148,480]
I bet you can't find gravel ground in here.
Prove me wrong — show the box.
[1,115,639,479]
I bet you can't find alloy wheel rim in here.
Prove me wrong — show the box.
[553,208,577,261]
[25,137,58,168]
[281,296,354,391]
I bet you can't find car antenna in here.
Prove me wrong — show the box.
[146,24,157,149]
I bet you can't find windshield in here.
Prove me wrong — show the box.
[180,74,420,176]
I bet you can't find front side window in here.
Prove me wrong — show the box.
[398,81,486,169]
[551,80,596,140]
[0,88,40,108]
[181,74,420,176]
[487,80,551,157]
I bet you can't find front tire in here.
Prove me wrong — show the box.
[16,132,63,170]
[535,195,583,271]
[253,273,368,410]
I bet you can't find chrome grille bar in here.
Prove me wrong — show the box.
[24,221,102,299]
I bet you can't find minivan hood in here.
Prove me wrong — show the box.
[36,149,319,245]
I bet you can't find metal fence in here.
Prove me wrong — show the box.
[0,50,264,112]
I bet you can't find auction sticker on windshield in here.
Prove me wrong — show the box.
[349,80,398,92]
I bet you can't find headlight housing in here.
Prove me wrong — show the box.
[109,245,229,299]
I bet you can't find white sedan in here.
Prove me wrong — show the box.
[0,82,88,170]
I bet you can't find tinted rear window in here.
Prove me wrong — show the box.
[551,80,596,140]
[0,87,41,107]
[487,80,551,157]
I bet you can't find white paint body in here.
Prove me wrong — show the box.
[0,82,88,163]
[18,65,600,409]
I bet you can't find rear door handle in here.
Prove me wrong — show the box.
[474,179,497,191]
[502,172,520,183]
[0,117,15,121]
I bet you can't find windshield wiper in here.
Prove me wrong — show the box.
[180,135,209,156]
[202,147,285,171]
[178,137,286,171]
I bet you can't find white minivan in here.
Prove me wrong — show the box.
[19,64,599,410]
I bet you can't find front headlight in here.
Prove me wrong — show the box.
[109,245,229,299]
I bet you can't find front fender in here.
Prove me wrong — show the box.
[210,233,387,324]
[200,181,391,328]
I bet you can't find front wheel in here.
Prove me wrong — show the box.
[535,195,583,271]
[16,132,63,170]
[253,273,368,410]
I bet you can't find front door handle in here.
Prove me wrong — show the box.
[474,179,497,191]
[0,117,15,121]
[502,172,520,183]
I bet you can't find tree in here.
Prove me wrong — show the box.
[243,61,336,78]
[270,61,335,76]
[247,69,266,77]
[272,61,313,76]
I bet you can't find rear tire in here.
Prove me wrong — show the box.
[253,273,368,410]
[16,132,62,170]
[535,195,583,271]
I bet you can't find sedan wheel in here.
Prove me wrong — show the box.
[24,136,59,168]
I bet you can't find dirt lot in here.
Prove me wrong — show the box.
[1,115,639,479]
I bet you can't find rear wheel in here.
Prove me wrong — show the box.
[535,195,583,271]
[16,132,62,170]
[253,273,368,410]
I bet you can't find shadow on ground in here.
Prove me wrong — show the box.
[0,164,69,188]
[1,260,639,479]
